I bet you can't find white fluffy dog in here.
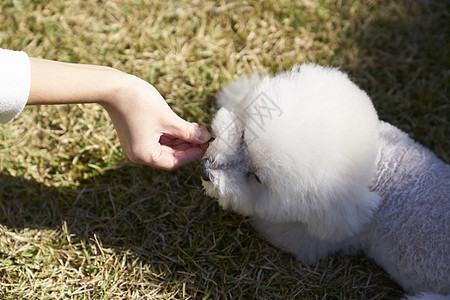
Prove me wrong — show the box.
[201,65,450,299]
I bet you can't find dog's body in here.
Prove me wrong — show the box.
[202,65,450,298]
[254,121,449,297]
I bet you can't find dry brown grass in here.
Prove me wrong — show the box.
[0,0,448,299]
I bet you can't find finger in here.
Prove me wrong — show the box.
[172,147,205,167]
[149,146,204,170]
[160,134,189,147]
[166,118,211,144]
[160,144,192,153]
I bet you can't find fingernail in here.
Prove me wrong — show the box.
[196,126,211,143]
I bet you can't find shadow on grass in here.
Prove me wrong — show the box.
[0,164,213,253]
[343,0,449,163]
[0,164,403,298]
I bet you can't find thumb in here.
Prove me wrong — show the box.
[168,117,211,144]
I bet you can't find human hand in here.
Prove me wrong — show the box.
[27,58,209,170]
[101,74,210,170]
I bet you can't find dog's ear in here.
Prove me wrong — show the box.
[306,189,381,241]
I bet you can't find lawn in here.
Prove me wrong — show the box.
[0,0,448,299]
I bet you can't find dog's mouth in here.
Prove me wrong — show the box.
[201,158,212,182]
[200,137,217,182]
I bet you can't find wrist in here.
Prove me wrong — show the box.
[97,69,135,107]
[100,71,164,113]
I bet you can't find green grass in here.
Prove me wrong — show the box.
[0,0,448,298]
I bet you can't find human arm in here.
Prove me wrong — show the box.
[0,48,210,170]
[27,57,211,170]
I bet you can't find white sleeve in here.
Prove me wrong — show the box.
[0,49,31,124]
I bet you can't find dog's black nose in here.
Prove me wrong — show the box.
[201,158,211,181]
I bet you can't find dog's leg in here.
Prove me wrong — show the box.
[253,217,359,264]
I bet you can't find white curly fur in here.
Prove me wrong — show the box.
[202,64,450,297]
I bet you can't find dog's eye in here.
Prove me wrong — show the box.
[247,172,262,184]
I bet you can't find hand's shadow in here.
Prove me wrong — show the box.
[0,164,213,257]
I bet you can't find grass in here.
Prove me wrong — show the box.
[0,0,448,298]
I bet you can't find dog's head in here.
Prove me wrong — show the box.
[202,65,381,241]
